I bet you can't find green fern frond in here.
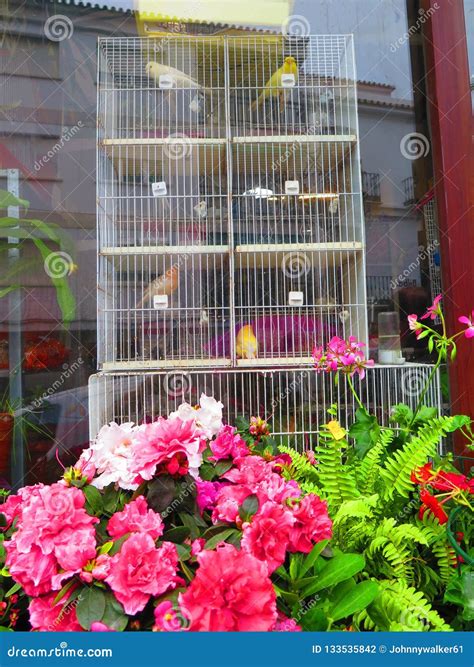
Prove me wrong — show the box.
[417,514,457,583]
[355,580,452,631]
[380,416,460,499]
[278,445,320,486]
[356,429,393,495]
[315,438,360,511]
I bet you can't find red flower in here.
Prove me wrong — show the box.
[419,489,448,524]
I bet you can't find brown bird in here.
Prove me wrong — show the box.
[137,265,179,309]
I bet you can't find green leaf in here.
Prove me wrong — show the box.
[98,541,113,556]
[176,544,192,561]
[5,582,21,598]
[83,485,103,516]
[289,554,302,581]
[0,190,29,209]
[108,533,130,556]
[76,587,107,631]
[101,593,128,631]
[162,526,191,544]
[329,580,379,621]
[53,579,77,606]
[238,494,259,522]
[299,540,329,578]
[301,554,366,597]
[204,528,239,550]
[178,512,199,540]
[213,460,234,477]
[348,407,380,458]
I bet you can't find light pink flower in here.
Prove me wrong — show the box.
[169,394,223,439]
[191,538,205,556]
[105,534,179,616]
[421,294,442,320]
[288,494,333,553]
[180,543,277,631]
[131,417,204,482]
[107,496,163,541]
[88,422,138,491]
[408,314,423,338]
[241,502,294,573]
[74,450,96,483]
[459,311,474,339]
[29,592,83,631]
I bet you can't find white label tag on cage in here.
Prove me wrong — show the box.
[285,180,300,195]
[151,181,167,197]
[281,73,296,88]
[159,74,174,89]
[153,294,169,309]
[289,291,304,307]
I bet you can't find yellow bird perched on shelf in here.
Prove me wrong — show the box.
[251,56,298,111]
[137,265,180,309]
[236,324,258,359]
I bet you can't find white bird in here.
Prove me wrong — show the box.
[194,201,207,219]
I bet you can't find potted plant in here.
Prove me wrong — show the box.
[0,189,76,327]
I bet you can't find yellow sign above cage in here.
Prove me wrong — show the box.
[135,0,294,30]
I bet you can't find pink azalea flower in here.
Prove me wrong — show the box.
[29,592,83,631]
[179,543,277,631]
[209,425,249,461]
[195,480,224,514]
[273,612,302,632]
[90,622,115,632]
[169,394,223,439]
[53,526,97,572]
[191,538,205,556]
[107,496,163,541]
[6,545,58,597]
[421,294,442,320]
[131,417,205,482]
[153,600,190,632]
[458,311,474,339]
[288,494,333,553]
[105,534,179,616]
[241,502,294,572]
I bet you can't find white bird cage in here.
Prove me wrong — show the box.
[96,34,367,371]
[91,34,443,441]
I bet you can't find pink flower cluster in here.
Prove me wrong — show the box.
[2,395,333,633]
[83,394,223,490]
[313,336,375,379]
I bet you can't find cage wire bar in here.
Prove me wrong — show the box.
[93,34,440,440]
[89,365,442,452]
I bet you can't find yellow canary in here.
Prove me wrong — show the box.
[251,56,298,111]
[236,324,258,359]
[137,265,179,309]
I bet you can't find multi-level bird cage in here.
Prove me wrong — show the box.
[92,34,439,446]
